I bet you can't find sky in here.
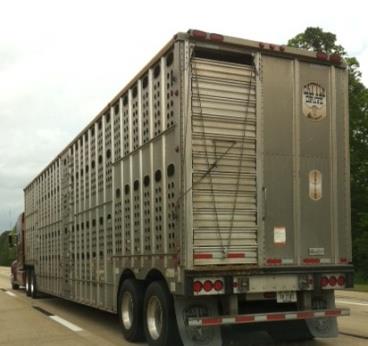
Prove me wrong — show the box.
[0,0,367,231]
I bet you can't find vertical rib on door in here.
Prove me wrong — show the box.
[191,57,258,265]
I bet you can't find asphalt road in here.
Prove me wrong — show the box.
[0,266,367,346]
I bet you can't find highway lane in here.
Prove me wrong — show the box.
[0,266,367,346]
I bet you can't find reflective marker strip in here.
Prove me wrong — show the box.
[303,258,320,264]
[194,253,213,259]
[266,258,294,265]
[50,316,83,332]
[227,253,245,259]
[194,253,246,260]
[187,308,350,327]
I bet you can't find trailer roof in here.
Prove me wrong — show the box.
[24,29,346,190]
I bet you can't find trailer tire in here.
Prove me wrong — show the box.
[25,269,31,296]
[30,270,39,299]
[143,281,182,346]
[118,279,144,342]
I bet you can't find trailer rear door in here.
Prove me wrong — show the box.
[261,55,351,266]
[190,56,258,265]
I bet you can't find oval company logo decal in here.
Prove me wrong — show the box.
[302,82,327,121]
[309,169,322,201]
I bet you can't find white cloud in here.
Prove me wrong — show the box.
[0,0,367,230]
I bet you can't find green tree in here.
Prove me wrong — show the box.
[288,27,368,281]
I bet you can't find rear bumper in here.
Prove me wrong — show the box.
[187,308,350,327]
[184,265,354,296]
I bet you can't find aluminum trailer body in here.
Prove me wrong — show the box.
[22,30,352,345]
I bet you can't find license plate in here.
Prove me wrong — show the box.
[277,291,297,303]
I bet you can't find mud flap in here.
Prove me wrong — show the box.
[174,296,222,346]
[306,317,338,338]
[305,290,338,338]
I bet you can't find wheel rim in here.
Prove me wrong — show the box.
[25,280,29,292]
[147,295,163,340]
[30,277,34,294]
[121,291,134,330]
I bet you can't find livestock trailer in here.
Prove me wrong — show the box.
[20,30,352,345]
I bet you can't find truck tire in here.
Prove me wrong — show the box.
[143,281,182,346]
[30,270,39,299]
[25,269,31,296]
[117,278,144,342]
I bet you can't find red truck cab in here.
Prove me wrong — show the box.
[10,213,26,290]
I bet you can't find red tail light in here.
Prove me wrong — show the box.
[320,276,329,287]
[337,275,345,286]
[328,276,337,287]
[316,52,329,61]
[191,30,207,39]
[209,33,224,42]
[214,280,224,291]
[329,54,342,64]
[193,281,202,293]
[203,280,213,292]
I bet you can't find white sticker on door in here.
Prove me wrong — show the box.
[274,226,286,245]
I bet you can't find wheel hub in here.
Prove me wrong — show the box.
[147,295,163,340]
[121,291,134,330]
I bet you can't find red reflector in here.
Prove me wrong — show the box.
[191,30,207,39]
[194,253,213,259]
[267,313,285,321]
[259,42,265,49]
[326,309,341,317]
[193,281,203,293]
[209,33,224,42]
[227,253,245,259]
[203,317,222,326]
[303,258,320,264]
[203,280,213,292]
[316,52,329,61]
[235,315,254,323]
[329,276,337,286]
[320,276,329,287]
[267,258,282,265]
[337,275,346,286]
[279,45,285,52]
[297,311,314,319]
[339,257,348,264]
[214,280,224,291]
[269,44,276,50]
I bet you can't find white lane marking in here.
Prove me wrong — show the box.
[336,299,368,307]
[50,315,83,332]
[6,291,16,297]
